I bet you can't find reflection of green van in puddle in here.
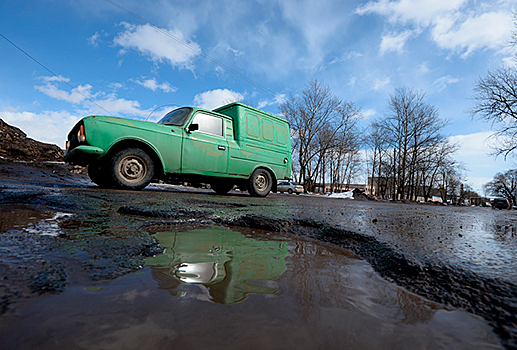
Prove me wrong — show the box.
[145,227,287,304]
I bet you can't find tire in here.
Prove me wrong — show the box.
[211,182,234,195]
[248,168,273,197]
[88,162,112,188]
[288,188,293,194]
[109,148,154,190]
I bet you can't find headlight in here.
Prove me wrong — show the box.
[77,124,86,143]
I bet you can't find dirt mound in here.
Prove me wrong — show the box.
[0,118,64,162]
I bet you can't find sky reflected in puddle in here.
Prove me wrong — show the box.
[0,226,502,350]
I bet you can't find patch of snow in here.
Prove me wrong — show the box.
[327,191,354,199]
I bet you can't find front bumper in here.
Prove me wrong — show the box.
[63,145,104,166]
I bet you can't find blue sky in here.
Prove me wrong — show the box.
[1,0,516,193]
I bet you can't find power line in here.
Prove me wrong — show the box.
[0,33,113,116]
[104,0,285,103]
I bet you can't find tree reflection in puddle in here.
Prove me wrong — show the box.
[145,226,287,304]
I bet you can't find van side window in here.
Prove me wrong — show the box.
[191,112,223,137]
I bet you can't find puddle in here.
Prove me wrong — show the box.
[0,208,72,236]
[0,208,54,232]
[24,212,73,236]
[145,227,287,304]
[0,226,502,350]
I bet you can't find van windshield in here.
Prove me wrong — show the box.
[158,108,192,126]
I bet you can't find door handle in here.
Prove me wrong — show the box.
[218,146,226,150]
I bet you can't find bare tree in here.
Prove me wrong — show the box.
[365,120,389,197]
[382,87,449,200]
[366,87,457,201]
[470,15,517,158]
[436,161,465,203]
[484,169,517,205]
[280,80,360,192]
[470,68,517,158]
[419,139,460,202]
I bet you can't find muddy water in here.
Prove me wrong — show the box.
[0,209,53,232]
[0,209,73,236]
[0,226,501,350]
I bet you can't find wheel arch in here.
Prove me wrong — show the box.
[250,165,277,193]
[103,139,165,179]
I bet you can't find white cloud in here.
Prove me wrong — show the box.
[257,94,287,109]
[372,76,391,90]
[348,76,358,87]
[212,42,244,57]
[449,131,493,157]
[277,0,354,69]
[88,32,101,47]
[503,56,517,68]
[329,51,364,65]
[380,30,414,55]
[193,89,244,110]
[133,78,177,93]
[38,75,70,83]
[34,76,150,118]
[432,11,514,58]
[356,0,514,57]
[362,109,377,118]
[417,61,431,75]
[109,82,124,90]
[433,75,460,92]
[449,131,513,193]
[86,95,148,118]
[35,83,93,104]
[0,108,81,147]
[114,23,201,70]
[356,0,466,27]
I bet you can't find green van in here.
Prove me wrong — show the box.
[63,102,292,197]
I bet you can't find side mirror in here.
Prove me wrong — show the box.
[187,123,199,132]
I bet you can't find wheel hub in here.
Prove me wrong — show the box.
[121,157,145,181]
[255,174,268,191]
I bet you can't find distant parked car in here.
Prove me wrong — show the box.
[277,181,303,194]
[491,197,510,209]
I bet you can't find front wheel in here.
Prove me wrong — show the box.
[88,162,112,188]
[109,148,154,190]
[248,168,272,197]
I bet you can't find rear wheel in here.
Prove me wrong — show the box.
[248,168,272,197]
[109,148,154,190]
[288,188,293,194]
[211,182,234,195]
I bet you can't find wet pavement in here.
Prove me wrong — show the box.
[0,226,501,349]
[0,163,516,349]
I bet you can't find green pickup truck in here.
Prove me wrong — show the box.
[64,102,292,197]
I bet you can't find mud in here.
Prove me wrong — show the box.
[0,160,516,349]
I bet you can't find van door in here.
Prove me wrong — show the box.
[182,112,229,174]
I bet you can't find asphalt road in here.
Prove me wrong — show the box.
[0,160,516,349]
